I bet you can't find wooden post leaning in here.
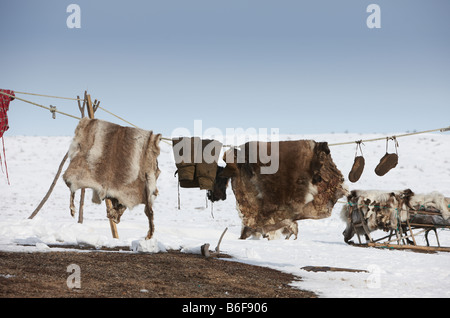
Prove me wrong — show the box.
[28,152,69,219]
[76,93,87,224]
[28,91,87,220]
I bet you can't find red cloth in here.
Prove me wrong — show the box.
[0,89,15,138]
[0,89,14,184]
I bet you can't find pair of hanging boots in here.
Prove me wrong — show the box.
[348,138,398,183]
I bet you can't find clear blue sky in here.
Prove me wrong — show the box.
[1,0,449,136]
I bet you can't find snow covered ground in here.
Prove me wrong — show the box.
[1,132,450,298]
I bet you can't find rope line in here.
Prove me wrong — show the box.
[7,90,450,147]
[14,91,81,101]
[96,106,139,128]
[0,91,81,120]
[328,126,450,147]
[5,91,175,144]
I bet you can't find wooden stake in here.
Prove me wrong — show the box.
[105,199,119,239]
[86,93,95,119]
[78,188,85,224]
[77,94,86,118]
[76,93,87,224]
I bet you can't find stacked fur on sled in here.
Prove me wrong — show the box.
[341,189,450,243]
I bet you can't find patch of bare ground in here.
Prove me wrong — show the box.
[0,250,316,298]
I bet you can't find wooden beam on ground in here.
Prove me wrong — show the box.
[301,266,368,273]
[366,243,450,253]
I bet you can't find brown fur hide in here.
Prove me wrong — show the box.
[222,140,347,240]
[63,118,161,239]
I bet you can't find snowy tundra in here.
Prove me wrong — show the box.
[1,131,450,298]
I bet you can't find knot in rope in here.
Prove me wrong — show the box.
[49,105,57,119]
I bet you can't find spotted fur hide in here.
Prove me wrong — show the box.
[222,140,347,240]
[63,118,161,239]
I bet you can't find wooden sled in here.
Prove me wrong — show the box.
[348,204,450,253]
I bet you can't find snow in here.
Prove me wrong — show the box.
[1,132,450,298]
[131,238,167,253]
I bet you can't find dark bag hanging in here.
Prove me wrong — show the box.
[348,141,365,183]
[375,137,399,176]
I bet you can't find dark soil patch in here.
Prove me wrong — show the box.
[0,250,316,298]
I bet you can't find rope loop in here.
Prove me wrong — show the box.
[354,140,364,157]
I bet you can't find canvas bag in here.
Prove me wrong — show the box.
[172,137,222,190]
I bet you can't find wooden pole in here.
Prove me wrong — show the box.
[86,94,95,119]
[29,91,86,220]
[85,92,119,239]
[405,218,417,246]
[78,188,85,224]
[105,200,119,239]
[77,93,86,224]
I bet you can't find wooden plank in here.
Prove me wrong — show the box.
[301,266,368,273]
[366,243,450,253]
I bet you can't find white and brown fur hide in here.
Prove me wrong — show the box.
[222,140,347,240]
[341,189,450,243]
[63,118,161,239]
